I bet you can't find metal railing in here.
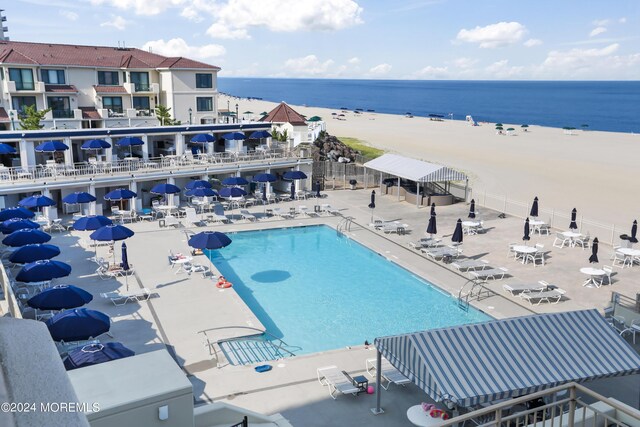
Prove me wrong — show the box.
[229,416,248,427]
[51,109,73,119]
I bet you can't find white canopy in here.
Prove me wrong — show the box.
[363,154,466,183]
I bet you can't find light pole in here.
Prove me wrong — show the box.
[235,103,239,124]
[9,111,15,131]
[188,107,192,125]
[226,100,230,123]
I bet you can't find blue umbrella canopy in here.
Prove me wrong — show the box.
[18,194,56,208]
[253,173,277,183]
[27,284,92,310]
[104,188,137,200]
[222,132,246,140]
[523,218,531,242]
[589,238,599,263]
[185,179,212,190]
[16,259,72,283]
[188,231,232,250]
[427,213,437,235]
[185,187,218,198]
[190,133,215,143]
[116,137,144,147]
[150,183,181,195]
[451,218,463,244]
[73,215,113,231]
[468,199,476,219]
[121,242,130,271]
[64,342,135,370]
[222,176,249,186]
[249,130,272,139]
[1,218,40,234]
[89,224,134,242]
[218,187,247,198]
[283,170,308,180]
[46,308,110,342]
[0,143,17,154]
[81,139,111,150]
[0,207,35,221]
[62,192,97,205]
[530,196,539,217]
[9,243,60,264]
[630,220,638,244]
[35,140,69,152]
[2,229,51,247]
[569,208,578,230]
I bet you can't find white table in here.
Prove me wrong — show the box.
[171,256,193,274]
[407,405,444,427]
[529,219,546,234]
[462,221,481,235]
[562,231,583,247]
[616,248,640,267]
[580,267,605,288]
[512,245,538,264]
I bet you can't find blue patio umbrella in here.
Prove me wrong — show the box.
[315,180,321,198]
[190,133,215,143]
[283,170,308,180]
[2,229,51,247]
[222,176,249,186]
[451,218,463,245]
[81,139,111,150]
[150,183,181,194]
[253,173,277,201]
[530,196,539,217]
[19,194,56,209]
[16,259,72,283]
[222,132,246,140]
[185,187,218,198]
[0,143,17,154]
[90,224,134,242]
[188,231,232,275]
[427,212,437,237]
[290,180,296,200]
[35,140,69,153]
[523,218,531,244]
[104,188,137,201]
[121,242,131,290]
[468,199,476,219]
[629,220,638,244]
[73,215,113,231]
[218,187,247,198]
[116,137,144,157]
[62,192,97,205]
[569,208,578,230]
[1,218,40,234]
[249,130,272,139]
[64,342,134,370]
[589,238,599,263]
[27,284,92,310]
[185,179,212,190]
[46,308,110,342]
[9,243,60,264]
[0,207,35,221]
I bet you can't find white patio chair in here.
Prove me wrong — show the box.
[553,232,571,248]
[526,244,545,266]
[184,207,206,227]
[317,366,360,399]
[574,233,590,249]
[239,209,257,222]
[365,357,411,390]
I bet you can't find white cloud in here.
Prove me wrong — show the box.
[59,10,79,21]
[536,43,630,78]
[452,57,477,69]
[206,23,250,40]
[619,17,627,24]
[283,55,335,76]
[456,21,526,48]
[90,0,186,16]
[100,15,129,30]
[348,57,361,65]
[592,19,610,26]
[368,63,392,76]
[590,27,607,37]
[484,60,523,79]
[142,38,226,60]
[413,65,449,78]
[524,38,542,47]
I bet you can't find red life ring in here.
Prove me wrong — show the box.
[216,277,232,288]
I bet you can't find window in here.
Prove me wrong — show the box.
[11,96,37,115]
[41,69,65,84]
[132,96,150,110]
[98,71,119,85]
[130,72,150,91]
[103,96,123,113]
[8,68,34,90]
[196,97,213,112]
[47,97,72,118]
[196,73,212,88]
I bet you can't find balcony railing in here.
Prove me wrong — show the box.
[51,109,74,119]
[0,148,299,185]
[134,83,150,91]
[15,82,35,90]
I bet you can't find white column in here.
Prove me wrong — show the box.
[141,135,149,161]
[175,134,185,155]
[167,176,177,207]
[19,139,36,168]
[104,137,113,162]
[266,167,271,196]
[88,183,96,215]
[43,188,53,219]
[130,180,142,211]
[63,137,73,165]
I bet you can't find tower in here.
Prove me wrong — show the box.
[0,10,8,41]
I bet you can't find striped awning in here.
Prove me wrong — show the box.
[363,154,466,183]
[374,309,640,408]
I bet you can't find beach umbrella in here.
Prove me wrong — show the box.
[290,180,296,200]
[222,176,249,186]
[9,243,60,264]
[104,188,137,211]
[495,126,504,131]
[530,196,539,217]
[284,170,308,181]
[121,242,131,290]
[427,212,437,237]
[589,237,599,263]
[64,342,135,370]
[451,219,463,245]
[249,130,271,139]
[468,199,476,219]
[0,207,35,221]
[218,187,247,198]
[307,116,322,122]
[222,132,246,140]
[150,183,181,194]
[368,190,376,223]
[629,220,638,244]
[185,179,212,190]
[35,140,69,155]
[81,139,111,158]
[506,127,515,131]
[430,203,436,217]
[521,124,529,129]
[27,284,92,311]
[190,133,215,143]
[569,208,578,230]
[315,180,321,198]
[185,187,218,198]
[16,259,72,283]
[188,231,232,276]
[2,229,51,247]
[260,111,268,116]
[495,123,503,127]
[253,173,277,202]
[62,192,96,205]
[116,137,144,157]
[19,194,56,210]
[90,224,134,242]
[73,215,112,231]
[1,218,40,234]
[46,308,110,342]
[523,218,531,244]
[0,143,17,154]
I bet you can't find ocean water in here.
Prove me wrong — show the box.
[219,78,640,133]
[208,225,490,354]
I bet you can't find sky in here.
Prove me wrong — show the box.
[5,0,640,80]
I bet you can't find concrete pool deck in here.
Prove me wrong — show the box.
[23,188,639,425]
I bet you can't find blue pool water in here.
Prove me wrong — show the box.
[209,225,490,354]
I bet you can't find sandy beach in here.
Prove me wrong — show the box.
[222,94,640,228]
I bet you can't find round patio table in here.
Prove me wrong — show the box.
[580,267,605,288]
[512,245,537,264]
[407,405,445,427]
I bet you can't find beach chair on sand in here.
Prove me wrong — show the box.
[317,366,361,399]
[365,357,411,390]
[100,288,151,306]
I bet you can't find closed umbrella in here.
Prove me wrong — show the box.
[46,308,110,342]
[0,143,17,154]
[426,212,437,237]
[430,203,436,217]
[451,219,463,245]
[185,179,212,190]
[9,243,60,264]
[2,229,51,247]
[523,218,531,244]
[630,220,638,244]
[121,242,131,290]
[530,196,539,217]
[188,231,232,276]
[16,259,72,283]
[1,218,40,234]
[315,180,321,198]
[290,180,296,200]
[64,342,135,370]
[468,199,476,219]
[589,238,599,263]
[368,190,376,223]
[116,137,144,158]
[222,176,249,186]
[0,207,35,221]
[28,284,93,310]
[569,208,578,230]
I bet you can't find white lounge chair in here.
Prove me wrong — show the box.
[184,207,206,227]
[421,246,461,260]
[297,206,318,217]
[503,282,547,297]
[272,208,294,219]
[520,288,566,305]
[240,209,257,222]
[321,204,340,216]
[317,365,360,400]
[470,267,508,281]
[163,215,181,227]
[365,357,411,390]
[208,203,229,224]
[382,222,410,235]
[451,259,489,272]
[100,288,151,306]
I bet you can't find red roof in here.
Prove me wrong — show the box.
[260,102,307,126]
[79,107,101,120]
[0,107,9,122]
[45,84,78,93]
[0,41,220,70]
[93,85,127,94]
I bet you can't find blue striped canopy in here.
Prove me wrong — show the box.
[374,310,640,408]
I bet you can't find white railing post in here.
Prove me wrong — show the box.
[611,224,616,246]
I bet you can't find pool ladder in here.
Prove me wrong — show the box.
[457,278,491,311]
[337,216,354,233]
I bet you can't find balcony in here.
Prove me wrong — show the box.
[51,109,74,119]
[123,82,159,94]
[3,80,45,93]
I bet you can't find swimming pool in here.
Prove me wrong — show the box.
[209,225,490,355]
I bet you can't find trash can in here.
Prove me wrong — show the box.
[620,234,631,248]
[349,179,357,190]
